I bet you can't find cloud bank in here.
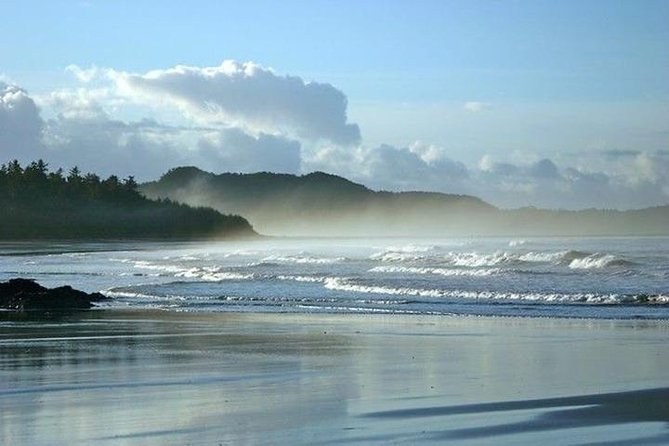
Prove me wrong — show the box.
[1,61,667,210]
[304,143,669,209]
[111,61,361,145]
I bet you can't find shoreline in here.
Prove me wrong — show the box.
[89,306,669,324]
[3,298,669,322]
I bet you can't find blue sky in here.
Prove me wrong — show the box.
[5,0,668,101]
[1,0,668,208]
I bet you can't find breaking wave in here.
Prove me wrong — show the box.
[102,290,174,300]
[261,254,346,264]
[369,247,633,271]
[370,245,440,262]
[275,275,328,283]
[568,253,635,270]
[323,277,667,304]
[174,267,254,281]
[120,260,254,281]
[369,266,500,277]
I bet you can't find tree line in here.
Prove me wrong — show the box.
[0,160,255,239]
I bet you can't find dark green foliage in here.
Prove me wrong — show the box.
[149,167,492,212]
[142,167,498,236]
[0,160,255,239]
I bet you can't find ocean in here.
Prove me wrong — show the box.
[1,237,668,319]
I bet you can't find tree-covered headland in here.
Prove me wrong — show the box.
[0,160,255,239]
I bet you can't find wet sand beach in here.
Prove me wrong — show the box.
[1,311,668,445]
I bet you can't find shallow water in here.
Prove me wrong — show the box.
[1,237,668,319]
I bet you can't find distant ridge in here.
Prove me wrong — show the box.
[142,167,669,236]
[151,167,491,207]
[142,167,496,236]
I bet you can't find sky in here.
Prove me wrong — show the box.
[1,0,668,209]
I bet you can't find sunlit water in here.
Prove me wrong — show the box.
[1,237,668,319]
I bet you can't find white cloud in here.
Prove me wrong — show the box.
[0,82,44,160]
[472,152,669,209]
[0,82,299,179]
[2,66,667,211]
[303,142,469,193]
[109,61,361,145]
[65,64,101,83]
[41,92,299,178]
[197,128,301,174]
[42,100,186,179]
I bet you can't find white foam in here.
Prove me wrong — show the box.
[127,260,253,281]
[369,266,500,277]
[450,250,578,266]
[372,249,571,267]
[276,275,328,283]
[649,295,669,304]
[518,251,566,263]
[377,244,438,253]
[372,252,427,262]
[370,247,586,267]
[569,253,628,270]
[447,252,517,267]
[261,254,346,264]
[370,244,439,262]
[369,247,628,270]
[175,267,254,281]
[324,277,444,298]
[323,277,635,304]
[102,290,161,299]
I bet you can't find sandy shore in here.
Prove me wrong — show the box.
[1,311,668,445]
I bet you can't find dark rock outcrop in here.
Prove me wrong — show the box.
[0,278,107,311]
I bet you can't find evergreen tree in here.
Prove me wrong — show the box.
[0,160,255,239]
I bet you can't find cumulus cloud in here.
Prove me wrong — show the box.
[40,91,304,179]
[42,99,187,178]
[65,64,101,83]
[474,152,669,209]
[2,66,667,211]
[197,128,301,174]
[0,82,44,160]
[2,79,303,179]
[304,142,469,193]
[305,144,668,209]
[109,61,361,145]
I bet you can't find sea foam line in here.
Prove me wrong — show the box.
[261,254,346,264]
[124,260,254,281]
[323,277,665,304]
[369,266,500,277]
[370,247,633,271]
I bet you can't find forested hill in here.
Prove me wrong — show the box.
[141,166,496,236]
[142,166,669,237]
[0,160,255,239]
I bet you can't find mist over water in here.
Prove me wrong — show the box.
[1,237,668,319]
[141,169,669,237]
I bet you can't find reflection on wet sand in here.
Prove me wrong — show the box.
[1,311,354,445]
[1,311,668,445]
